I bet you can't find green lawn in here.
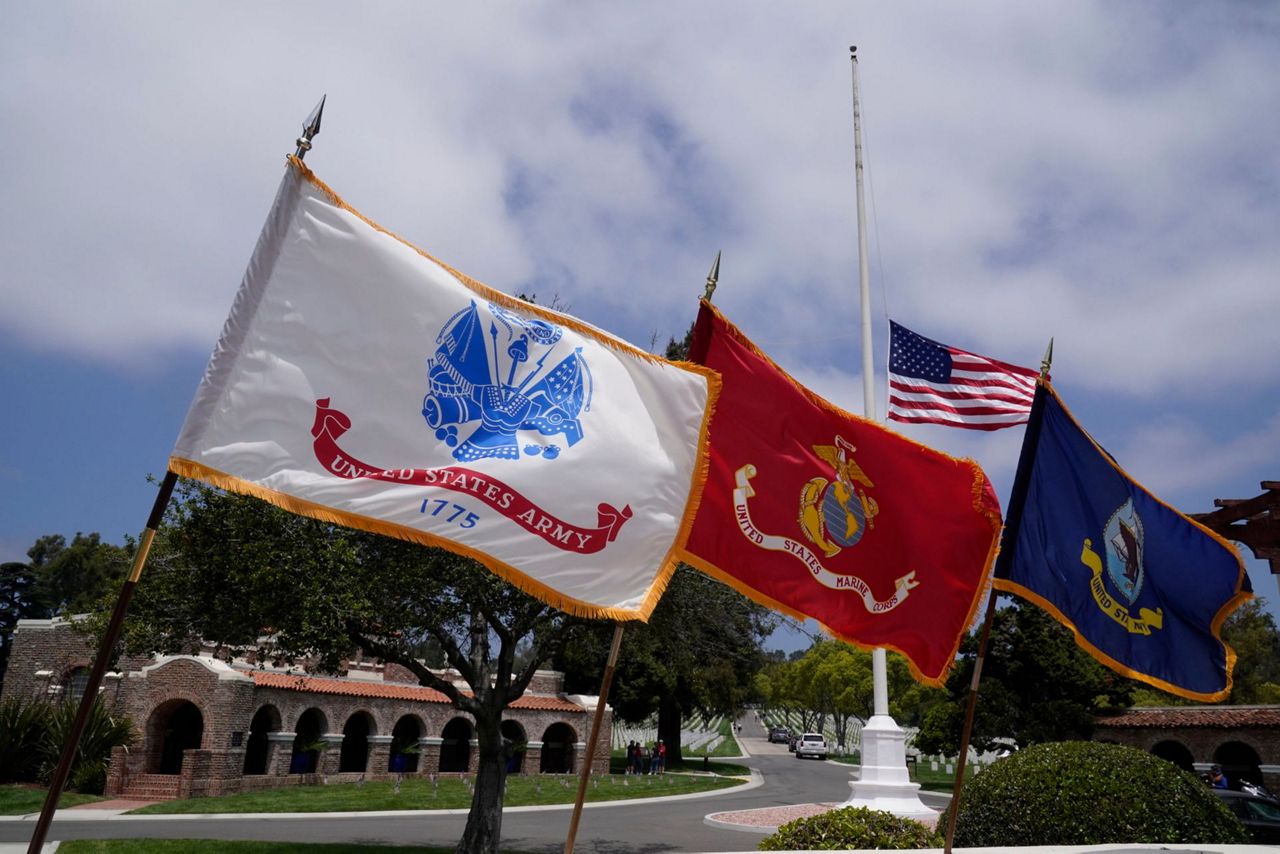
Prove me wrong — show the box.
[0,785,106,816]
[60,843,469,854]
[130,771,742,814]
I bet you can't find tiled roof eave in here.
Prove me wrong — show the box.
[241,670,585,712]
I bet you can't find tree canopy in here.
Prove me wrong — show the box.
[753,638,944,752]
[914,597,1133,756]
[107,480,587,854]
[554,565,777,763]
[0,533,131,683]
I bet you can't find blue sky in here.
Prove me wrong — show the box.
[2,2,1277,654]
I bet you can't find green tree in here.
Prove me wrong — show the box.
[803,641,869,749]
[1,560,43,683]
[112,481,585,854]
[28,533,131,617]
[914,598,1132,756]
[1,533,131,685]
[554,566,777,764]
[1215,597,1280,703]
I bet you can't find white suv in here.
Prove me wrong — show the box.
[794,732,828,760]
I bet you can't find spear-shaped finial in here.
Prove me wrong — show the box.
[1040,337,1054,379]
[295,95,326,160]
[703,250,721,301]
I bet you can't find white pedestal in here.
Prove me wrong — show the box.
[840,714,936,821]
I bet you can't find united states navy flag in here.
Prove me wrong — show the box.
[993,383,1251,701]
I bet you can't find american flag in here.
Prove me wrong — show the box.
[887,321,1039,431]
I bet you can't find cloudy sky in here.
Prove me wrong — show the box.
[2,3,1276,647]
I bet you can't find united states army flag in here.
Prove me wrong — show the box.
[171,157,717,619]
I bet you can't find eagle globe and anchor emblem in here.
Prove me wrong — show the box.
[422,301,593,463]
[798,435,879,557]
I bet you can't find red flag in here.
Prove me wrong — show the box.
[681,302,1002,684]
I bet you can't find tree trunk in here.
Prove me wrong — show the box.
[456,711,506,854]
[657,695,683,766]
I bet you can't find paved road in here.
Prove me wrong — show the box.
[3,715,950,852]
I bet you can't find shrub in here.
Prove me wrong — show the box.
[0,696,53,783]
[40,698,136,794]
[953,741,1247,846]
[760,806,942,850]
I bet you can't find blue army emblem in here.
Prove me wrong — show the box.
[798,436,879,558]
[1103,498,1145,605]
[422,301,593,462]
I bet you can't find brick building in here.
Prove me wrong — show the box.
[1094,706,1280,792]
[0,617,609,800]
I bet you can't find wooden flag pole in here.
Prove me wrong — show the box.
[28,99,326,853]
[27,471,178,854]
[941,591,997,854]
[942,340,1053,854]
[563,623,625,854]
[567,250,717,853]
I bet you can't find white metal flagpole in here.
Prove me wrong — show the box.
[841,45,934,821]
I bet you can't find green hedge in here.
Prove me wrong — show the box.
[760,806,941,850]
[953,741,1247,846]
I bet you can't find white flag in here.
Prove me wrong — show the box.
[172,158,717,618]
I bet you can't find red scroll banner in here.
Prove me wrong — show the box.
[310,399,633,553]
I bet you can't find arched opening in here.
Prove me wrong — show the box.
[539,722,576,774]
[339,711,375,773]
[389,715,422,773]
[1215,741,1263,789]
[147,700,203,775]
[1151,740,1195,773]
[439,717,472,773]
[243,705,281,775]
[290,708,327,774]
[501,720,527,774]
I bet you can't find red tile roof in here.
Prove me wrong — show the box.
[1096,706,1280,729]
[242,670,584,712]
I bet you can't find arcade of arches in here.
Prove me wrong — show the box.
[1094,707,1280,792]
[0,618,608,801]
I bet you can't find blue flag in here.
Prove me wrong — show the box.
[994,384,1251,701]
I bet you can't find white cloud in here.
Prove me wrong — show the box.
[1,0,1276,506]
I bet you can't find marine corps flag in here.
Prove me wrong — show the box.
[680,302,1002,684]
[171,157,718,619]
[993,383,1252,701]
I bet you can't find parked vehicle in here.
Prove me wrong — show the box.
[767,727,791,744]
[1213,789,1280,843]
[794,732,828,760]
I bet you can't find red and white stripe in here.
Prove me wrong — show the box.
[889,351,1038,431]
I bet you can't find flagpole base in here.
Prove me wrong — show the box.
[840,714,936,821]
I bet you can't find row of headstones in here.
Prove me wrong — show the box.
[612,714,725,752]
[918,752,1002,775]
[760,710,872,750]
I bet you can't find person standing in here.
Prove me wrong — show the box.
[1210,765,1229,789]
